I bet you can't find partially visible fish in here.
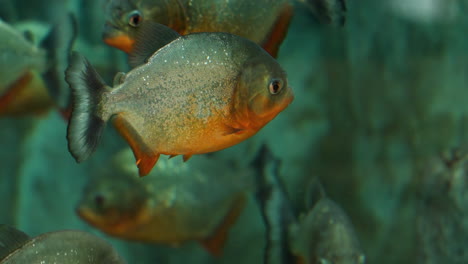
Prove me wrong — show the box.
[297,0,347,26]
[0,18,50,116]
[251,144,365,264]
[77,149,251,255]
[0,225,126,263]
[103,0,293,57]
[65,22,294,176]
[0,14,76,117]
[289,198,366,264]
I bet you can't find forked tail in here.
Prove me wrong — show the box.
[65,52,108,162]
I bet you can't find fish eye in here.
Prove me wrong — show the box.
[268,79,283,95]
[128,10,142,27]
[94,194,105,208]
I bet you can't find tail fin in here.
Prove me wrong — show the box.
[40,13,78,113]
[65,52,107,163]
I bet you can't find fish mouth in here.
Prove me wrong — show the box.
[102,22,135,53]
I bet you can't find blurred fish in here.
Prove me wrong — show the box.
[297,0,347,26]
[0,15,76,117]
[289,199,366,264]
[0,225,126,263]
[77,149,251,255]
[40,14,78,118]
[65,22,294,176]
[0,19,51,116]
[251,145,365,264]
[103,0,293,57]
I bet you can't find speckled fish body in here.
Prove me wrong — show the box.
[77,149,250,254]
[0,226,126,264]
[103,0,293,56]
[108,34,283,154]
[66,25,294,176]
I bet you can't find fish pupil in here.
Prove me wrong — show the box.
[269,79,282,95]
[128,11,142,27]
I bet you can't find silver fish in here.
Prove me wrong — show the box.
[0,225,126,264]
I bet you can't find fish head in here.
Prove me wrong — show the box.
[103,0,185,53]
[76,169,150,233]
[234,55,294,129]
[103,0,140,53]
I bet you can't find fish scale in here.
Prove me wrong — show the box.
[66,23,293,176]
[105,33,254,153]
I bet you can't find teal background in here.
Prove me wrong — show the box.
[1,0,468,263]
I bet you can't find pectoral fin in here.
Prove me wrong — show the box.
[222,124,245,136]
[199,195,247,256]
[113,115,159,176]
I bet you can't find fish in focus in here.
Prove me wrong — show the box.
[76,149,251,255]
[0,15,76,117]
[251,145,365,264]
[0,225,126,263]
[103,0,293,57]
[297,0,347,26]
[65,22,294,176]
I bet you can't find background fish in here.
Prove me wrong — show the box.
[0,15,76,117]
[0,225,126,263]
[103,0,293,57]
[252,145,365,264]
[65,22,294,176]
[77,149,252,255]
[289,198,366,264]
[0,19,50,116]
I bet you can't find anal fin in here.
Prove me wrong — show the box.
[183,154,192,162]
[113,115,159,176]
[199,194,247,256]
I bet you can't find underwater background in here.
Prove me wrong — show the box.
[1,0,468,263]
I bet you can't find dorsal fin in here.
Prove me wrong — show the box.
[128,22,181,68]
[261,3,293,58]
[0,225,30,260]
